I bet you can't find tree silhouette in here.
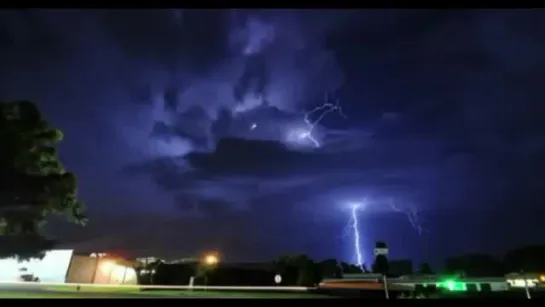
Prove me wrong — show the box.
[445,254,504,277]
[339,261,364,273]
[505,245,545,273]
[318,258,340,278]
[0,101,86,260]
[389,259,413,276]
[274,253,320,286]
[419,262,434,274]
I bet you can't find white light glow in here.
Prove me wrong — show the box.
[233,96,265,114]
[204,254,219,266]
[99,260,138,284]
[0,250,74,283]
[285,126,320,148]
[507,279,539,288]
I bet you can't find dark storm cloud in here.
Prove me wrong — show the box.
[100,10,229,73]
[4,9,545,261]
[234,53,268,103]
[151,105,212,148]
[123,134,445,218]
[127,10,545,223]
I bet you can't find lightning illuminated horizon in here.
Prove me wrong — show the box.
[299,96,366,270]
[341,198,425,272]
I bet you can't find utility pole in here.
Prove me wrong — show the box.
[383,274,390,299]
[522,271,532,299]
[373,241,390,299]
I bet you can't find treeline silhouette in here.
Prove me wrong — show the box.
[135,244,545,287]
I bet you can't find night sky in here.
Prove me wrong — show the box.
[2,9,545,267]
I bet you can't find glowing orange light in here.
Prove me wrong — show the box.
[540,275,545,282]
[204,254,219,266]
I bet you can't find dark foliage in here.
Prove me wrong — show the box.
[0,100,86,260]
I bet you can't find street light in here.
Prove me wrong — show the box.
[195,253,220,290]
[204,253,219,266]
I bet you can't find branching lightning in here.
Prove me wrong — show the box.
[298,95,346,148]
[388,199,426,235]
[298,96,366,270]
[341,198,425,272]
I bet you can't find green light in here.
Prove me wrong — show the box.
[436,280,467,291]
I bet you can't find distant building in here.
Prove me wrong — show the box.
[394,275,509,292]
[0,249,137,285]
[319,273,509,293]
[67,251,137,285]
[505,272,545,289]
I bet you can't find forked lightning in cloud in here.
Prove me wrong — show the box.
[299,95,346,148]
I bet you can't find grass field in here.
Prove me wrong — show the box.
[0,284,332,299]
[0,292,99,298]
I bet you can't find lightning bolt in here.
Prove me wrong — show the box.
[350,203,365,271]
[298,95,346,148]
[388,199,426,235]
[341,198,425,272]
[342,202,366,271]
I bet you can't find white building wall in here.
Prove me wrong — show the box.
[0,249,74,283]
